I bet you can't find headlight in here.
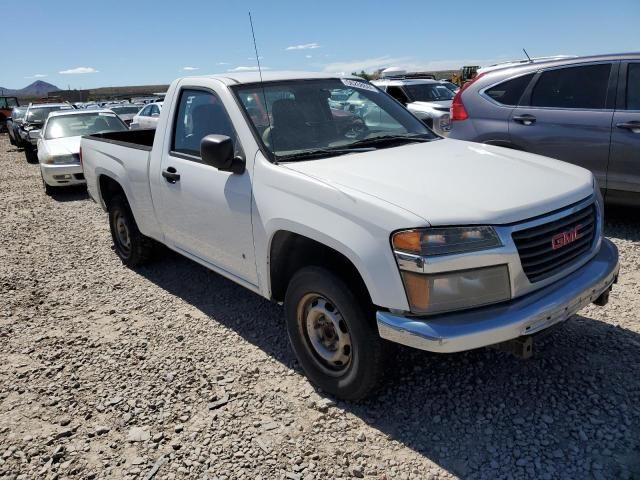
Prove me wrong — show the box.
[28,130,41,139]
[400,266,511,315]
[392,227,509,315]
[393,226,502,256]
[45,154,79,165]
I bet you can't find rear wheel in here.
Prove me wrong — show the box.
[108,195,154,267]
[284,266,388,401]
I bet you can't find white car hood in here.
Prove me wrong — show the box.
[283,139,594,226]
[43,136,81,156]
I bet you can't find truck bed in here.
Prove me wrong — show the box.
[86,129,156,151]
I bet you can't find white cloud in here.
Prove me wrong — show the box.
[228,66,270,72]
[183,66,199,71]
[286,42,320,51]
[247,56,264,61]
[24,74,48,79]
[59,67,99,74]
[217,62,229,65]
[305,55,312,59]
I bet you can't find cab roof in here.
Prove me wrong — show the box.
[182,70,362,86]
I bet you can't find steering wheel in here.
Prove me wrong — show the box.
[344,118,369,139]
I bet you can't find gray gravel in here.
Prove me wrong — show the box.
[0,133,639,480]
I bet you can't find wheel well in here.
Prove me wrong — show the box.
[99,175,125,209]
[269,231,372,307]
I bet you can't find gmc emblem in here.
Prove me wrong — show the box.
[551,224,583,250]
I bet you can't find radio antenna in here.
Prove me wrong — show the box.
[523,48,532,63]
[249,12,275,159]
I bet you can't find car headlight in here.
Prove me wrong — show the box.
[44,154,79,165]
[392,227,509,315]
[393,226,502,256]
[28,130,41,139]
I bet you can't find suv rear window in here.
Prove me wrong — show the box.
[485,73,534,106]
[531,64,611,109]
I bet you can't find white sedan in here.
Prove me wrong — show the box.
[37,110,128,194]
[130,102,163,130]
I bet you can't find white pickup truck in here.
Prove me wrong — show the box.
[81,71,619,400]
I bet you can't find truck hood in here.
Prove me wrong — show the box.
[283,139,594,226]
[43,136,81,156]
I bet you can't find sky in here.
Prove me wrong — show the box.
[3,0,639,90]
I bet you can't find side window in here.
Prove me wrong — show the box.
[172,89,237,158]
[627,63,640,110]
[485,73,534,106]
[149,105,160,116]
[0,98,7,109]
[386,86,410,105]
[7,98,18,108]
[531,64,612,109]
[139,105,151,117]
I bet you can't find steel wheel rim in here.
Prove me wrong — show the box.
[298,293,352,374]
[114,212,131,254]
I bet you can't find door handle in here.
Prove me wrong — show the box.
[616,121,640,132]
[162,167,180,183]
[513,114,537,126]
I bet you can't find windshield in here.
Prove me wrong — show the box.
[44,112,127,139]
[234,78,436,159]
[404,84,455,102]
[12,108,26,120]
[110,106,141,114]
[26,106,72,124]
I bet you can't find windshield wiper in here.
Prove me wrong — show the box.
[276,146,376,162]
[346,134,433,149]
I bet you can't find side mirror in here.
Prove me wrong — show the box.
[200,134,245,174]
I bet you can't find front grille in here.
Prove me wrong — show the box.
[512,203,597,283]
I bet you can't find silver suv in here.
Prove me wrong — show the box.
[448,53,640,205]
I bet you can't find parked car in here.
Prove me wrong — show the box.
[439,80,460,94]
[130,102,163,130]
[19,103,73,163]
[0,96,19,132]
[448,53,640,205]
[81,72,619,400]
[37,110,128,195]
[7,106,27,147]
[108,104,142,126]
[372,78,454,135]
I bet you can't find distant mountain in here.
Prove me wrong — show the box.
[0,81,61,97]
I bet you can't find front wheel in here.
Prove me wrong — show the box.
[24,144,38,164]
[108,195,154,267]
[284,266,388,401]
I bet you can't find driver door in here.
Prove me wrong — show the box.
[154,86,257,285]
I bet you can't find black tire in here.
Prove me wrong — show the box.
[108,195,154,267]
[284,266,388,401]
[41,172,55,196]
[24,144,38,164]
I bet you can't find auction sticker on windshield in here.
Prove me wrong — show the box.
[341,79,378,92]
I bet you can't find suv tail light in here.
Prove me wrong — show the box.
[451,73,485,122]
[79,146,83,168]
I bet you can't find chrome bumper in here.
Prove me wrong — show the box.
[377,238,619,353]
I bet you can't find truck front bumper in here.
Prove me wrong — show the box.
[377,238,619,353]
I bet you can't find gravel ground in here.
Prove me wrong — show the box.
[0,133,638,480]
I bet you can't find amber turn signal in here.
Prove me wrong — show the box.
[392,230,422,254]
